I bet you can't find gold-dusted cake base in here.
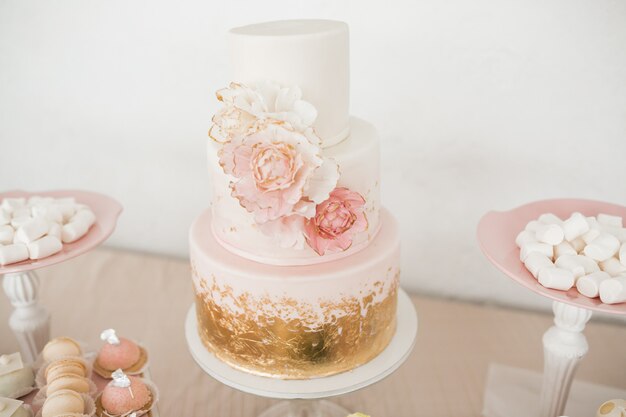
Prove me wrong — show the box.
[194,273,398,379]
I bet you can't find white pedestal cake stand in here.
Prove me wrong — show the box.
[477,198,626,417]
[0,190,122,363]
[185,289,418,417]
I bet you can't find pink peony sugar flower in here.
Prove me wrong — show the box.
[219,121,339,225]
[304,187,368,256]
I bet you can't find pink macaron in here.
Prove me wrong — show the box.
[101,375,151,415]
[96,337,141,371]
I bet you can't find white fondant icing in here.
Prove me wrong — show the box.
[191,208,400,326]
[229,20,349,147]
[208,117,381,266]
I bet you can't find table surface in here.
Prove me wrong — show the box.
[1,248,625,417]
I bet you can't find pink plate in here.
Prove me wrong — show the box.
[0,190,122,274]
[477,198,626,315]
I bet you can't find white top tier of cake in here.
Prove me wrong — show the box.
[229,20,350,148]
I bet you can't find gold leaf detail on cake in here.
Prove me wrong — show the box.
[192,264,399,379]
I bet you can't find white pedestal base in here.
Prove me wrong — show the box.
[2,271,50,363]
[540,301,592,417]
[483,364,626,417]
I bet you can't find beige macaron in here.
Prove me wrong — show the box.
[45,358,87,382]
[42,389,85,417]
[46,373,91,396]
[42,337,82,362]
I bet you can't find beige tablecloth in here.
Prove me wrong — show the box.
[1,248,625,416]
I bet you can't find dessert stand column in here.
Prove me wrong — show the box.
[0,190,122,363]
[185,289,418,417]
[1,271,50,363]
[540,301,591,417]
[477,198,626,417]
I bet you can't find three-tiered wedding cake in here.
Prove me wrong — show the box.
[190,19,401,379]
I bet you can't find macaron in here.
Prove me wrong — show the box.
[0,366,35,397]
[96,337,141,371]
[42,337,82,362]
[46,373,91,396]
[42,389,84,417]
[45,358,87,382]
[101,376,151,415]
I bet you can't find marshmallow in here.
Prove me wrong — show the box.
[31,205,63,224]
[554,241,577,258]
[554,254,599,277]
[599,257,626,277]
[520,242,553,262]
[525,220,541,233]
[62,223,88,243]
[47,222,62,240]
[582,228,601,245]
[61,210,96,243]
[524,252,554,278]
[515,230,536,248]
[538,268,575,291]
[587,216,600,229]
[73,209,96,226]
[569,237,586,253]
[1,198,25,213]
[620,243,626,266]
[14,217,49,244]
[584,233,620,261]
[11,207,30,219]
[576,271,611,298]
[0,243,29,265]
[28,235,62,259]
[0,225,14,245]
[554,255,584,279]
[562,212,589,241]
[604,227,626,244]
[539,213,562,225]
[0,196,96,264]
[0,209,10,226]
[54,204,76,222]
[535,223,564,245]
[599,276,626,304]
[597,213,622,228]
[10,216,32,229]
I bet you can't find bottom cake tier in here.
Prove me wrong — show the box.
[189,208,401,379]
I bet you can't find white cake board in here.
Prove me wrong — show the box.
[483,363,626,417]
[185,289,418,400]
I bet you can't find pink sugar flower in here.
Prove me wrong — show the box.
[219,122,338,225]
[304,187,368,256]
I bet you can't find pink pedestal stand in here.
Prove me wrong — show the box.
[477,199,626,417]
[0,190,122,363]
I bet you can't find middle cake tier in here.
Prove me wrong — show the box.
[208,116,381,266]
[191,207,400,379]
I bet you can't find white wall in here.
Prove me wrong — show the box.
[1,0,625,314]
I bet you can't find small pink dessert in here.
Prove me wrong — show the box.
[96,329,141,371]
[101,370,151,415]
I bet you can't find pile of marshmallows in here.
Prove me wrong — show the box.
[0,196,95,266]
[517,212,626,304]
